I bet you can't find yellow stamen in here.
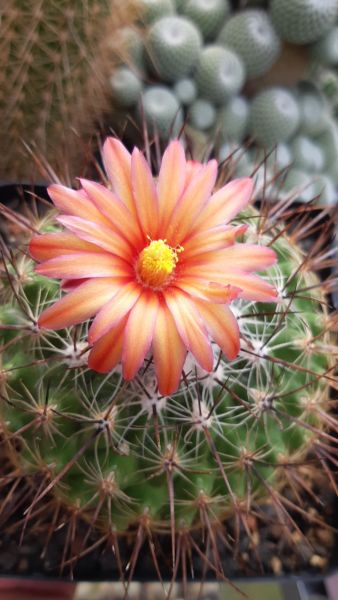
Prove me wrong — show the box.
[137,239,183,289]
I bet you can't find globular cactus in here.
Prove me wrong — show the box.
[270,0,338,45]
[249,87,300,147]
[0,138,337,588]
[218,9,281,79]
[0,0,137,181]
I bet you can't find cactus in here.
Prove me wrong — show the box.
[196,45,245,104]
[0,138,337,587]
[0,0,137,181]
[270,0,338,45]
[218,9,281,79]
[311,27,338,66]
[146,16,202,82]
[249,87,300,148]
[180,0,231,41]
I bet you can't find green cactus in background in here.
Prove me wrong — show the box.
[0,149,336,587]
[270,0,338,45]
[0,0,137,182]
[218,9,281,78]
[249,87,300,147]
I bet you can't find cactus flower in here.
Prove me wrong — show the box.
[29,138,277,394]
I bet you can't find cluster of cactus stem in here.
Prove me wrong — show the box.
[0,157,337,585]
[0,0,137,182]
[110,0,338,205]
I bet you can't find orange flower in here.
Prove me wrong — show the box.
[30,138,278,395]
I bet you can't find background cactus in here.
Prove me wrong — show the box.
[0,0,137,182]
[106,0,338,206]
[0,153,337,587]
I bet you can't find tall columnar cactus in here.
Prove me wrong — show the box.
[0,139,337,588]
[0,0,137,181]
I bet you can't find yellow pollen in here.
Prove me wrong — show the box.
[137,239,183,288]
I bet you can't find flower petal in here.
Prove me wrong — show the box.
[152,300,187,395]
[122,290,159,380]
[36,253,132,280]
[193,300,240,360]
[48,184,111,227]
[102,137,136,214]
[164,289,213,371]
[38,277,122,330]
[79,179,144,249]
[88,317,127,373]
[220,244,277,271]
[157,140,186,233]
[131,148,159,238]
[175,278,242,303]
[88,281,141,343]
[193,178,253,232]
[220,271,278,302]
[29,233,99,261]
[57,216,134,261]
[182,224,248,259]
[179,264,278,302]
[166,160,218,246]
[185,160,204,188]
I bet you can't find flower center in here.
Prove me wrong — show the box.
[137,239,183,289]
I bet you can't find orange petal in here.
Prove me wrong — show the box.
[122,290,159,380]
[194,300,240,360]
[36,253,132,280]
[182,224,248,259]
[184,160,204,188]
[102,137,136,215]
[193,178,253,232]
[131,148,159,238]
[88,281,141,343]
[220,244,277,271]
[57,216,134,261]
[38,277,122,330]
[153,300,187,395]
[178,263,278,302]
[220,271,278,302]
[175,278,242,303]
[164,289,213,372]
[48,184,111,227]
[29,233,99,261]
[166,160,218,246]
[157,140,186,233]
[79,179,144,249]
[88,317,127,373]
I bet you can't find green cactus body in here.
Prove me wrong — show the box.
[181,0,231,41]
[291,135,325,172]
[110,67,143,107]
[138,0,175,23]
[249,87,300,147]
[146,16,202,82]
[173,78,198,105]
[0,0,136,181]
[196,45,246,104]
[270,0,338,45]
[311,27,338,65]
[218,95,250,142]
[0,203,334,550]
[188,99,217,130]
[218,9,281,79]
[141,85,183,138]
[297,84,329,136]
